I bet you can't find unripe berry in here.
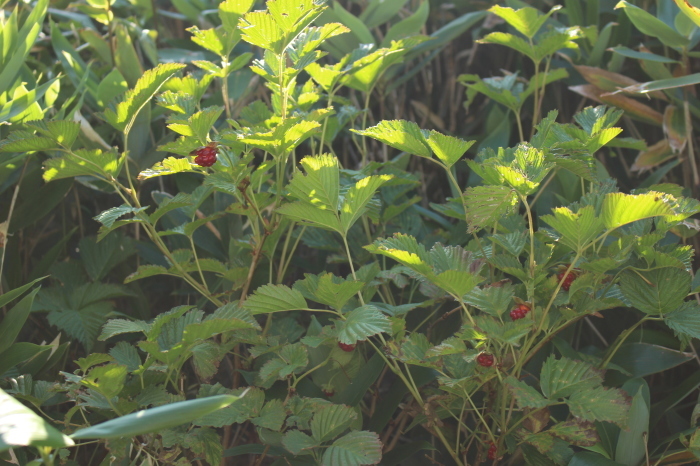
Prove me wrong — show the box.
[510,303,531,320]
[476,353,495,367]
[338,342,356,352]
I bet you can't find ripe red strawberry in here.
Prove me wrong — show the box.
[476,353,494,367]
[510,303,531,320]
[192,145,217,167]
[338,342,355,352]
[557,269,578,291]
[487,442,497,460]
[323,389,335,397]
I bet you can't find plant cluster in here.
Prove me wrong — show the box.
[1,0,700,465]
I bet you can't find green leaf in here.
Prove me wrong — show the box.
[360,0,410,28]
[311,404,357,442]
[188,26,227,56]
[71,394,244,439]
[610,342,692,378]
[620,267,690,315]
[463,283,515,317]
[0,277,46,310]
[601,192,675,230]
[430,270,481,297]
[0,131,56,153]
[381,1,429,47]
[339,175,393,232]
[313,274,364,311]
[283,430,319,455]
[277,202,342,232]
[353,120,431,158]
[540,356,603,399]
[615,1,689,49]
[464,185,519,233]
[103,63,186,134]
[94,205,148,229]
[615,72,700,94]
[138,156,196,180]
[488,4,561,39]
[335,305,391,344]
[333,1,374,45]
[547,420,599,447]
[0,343,51,377]
[183,318,254,344]
[244,284,308,314]
[287,153,340,211]
[99,319,152,340]
[0,0,48,93]
[0,388,74,452]
[541,205,604,252]
[0,288,40,355]
[505,376,552,409]
[82,364,127,399]
[364,234,433,277]
[480,31,534,60]
[43,149,122,182]
[251,399,286,431]
[25,120,81,150]
[615,386,648,466]
[610,46,678,63]
[665,301,700,340]
[322,431,383,466]
[426,131,475,168]
[218,0,254,31]
[567,387,630,426]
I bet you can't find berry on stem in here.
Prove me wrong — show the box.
[322,389,335,397]
[487,442,497,460]
[476,353,495,367]
[510,303,531,320]
[557,268,578,291]
[192,145,218,167]
[338,342,355,352]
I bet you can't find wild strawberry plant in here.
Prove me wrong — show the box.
[2,1,700,466]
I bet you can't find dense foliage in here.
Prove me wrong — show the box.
[1,0,700,465]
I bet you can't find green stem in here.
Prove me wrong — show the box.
[600,317,649,369]
[38,447,54,466]
[342,233,365,305]
[514,109,525,143]
[360,86,375,166]
[189,237,208,292]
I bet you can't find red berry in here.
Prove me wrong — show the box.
[323,389,334,397]
[193,145,217,167]
[557,270,577,291]
[510,303,531,320]
[476,353,495,367]
[338,342,355,352]
[487,442,497,460]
